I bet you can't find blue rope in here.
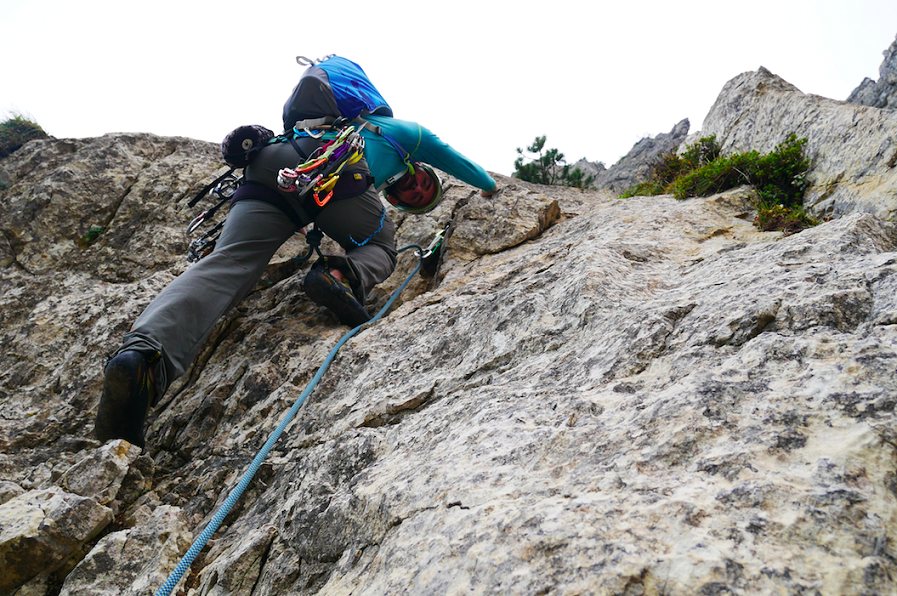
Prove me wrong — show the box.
[154,244,424,596]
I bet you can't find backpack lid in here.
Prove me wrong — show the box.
[283,56,392,131]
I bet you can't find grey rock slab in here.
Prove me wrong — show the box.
[0,487,112,592]
[58,439,142,509]
[2,127,897,595]
[848,34,897,110]
[58,504,190,596]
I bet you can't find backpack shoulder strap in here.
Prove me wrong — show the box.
[353,116,415,182]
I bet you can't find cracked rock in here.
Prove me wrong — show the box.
[58,504,190,596]
[0,487,112,592]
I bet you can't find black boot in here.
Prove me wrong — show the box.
[304,268,371,328]
[94,350,157,449]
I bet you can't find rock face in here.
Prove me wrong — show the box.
[848,34,897,110]
[59,505,191,596]
[566,157,606,189]
[592,118,691,193]
[687,67,897,220]
[1,105,896,596]
[0,487,112,592]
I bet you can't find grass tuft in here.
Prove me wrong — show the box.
[0,113,49,158]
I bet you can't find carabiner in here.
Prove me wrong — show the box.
[297,174,324,198]
[187,211,207,235]
[296,54,335,66]
[317,175,339,193]
[297,157,327,173]
[314,189,333,207]
[416,221,453,259]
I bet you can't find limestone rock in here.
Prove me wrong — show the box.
[58,439,143,510]
[0,487,112,592]
[58,504,190,596]
[594,118,691,193]
[568,157,606,184]
[687,67,897,219]
[8,573,55,596]
[0,480,25,505]
[2,101,897,595]
[194,525,278,596]
[848,34,897,110]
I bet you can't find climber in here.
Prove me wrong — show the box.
[94,100,497,452]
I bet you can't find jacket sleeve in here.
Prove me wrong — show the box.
[405,124,496,192]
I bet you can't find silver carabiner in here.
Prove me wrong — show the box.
[416,228,447,259]
[186,212,207,235]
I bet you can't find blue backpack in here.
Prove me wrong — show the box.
[283,55,393,132]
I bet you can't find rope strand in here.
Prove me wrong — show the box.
[154,243,426,596]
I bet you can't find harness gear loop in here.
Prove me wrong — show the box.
[185,172,244,262]
[187,167,237,209]
[277,125,363,196]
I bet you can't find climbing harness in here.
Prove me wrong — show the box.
[152,234,441,596]
[277,124,365,209]
[185,125,365,262]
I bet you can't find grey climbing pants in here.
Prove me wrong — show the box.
[117,182,397,399]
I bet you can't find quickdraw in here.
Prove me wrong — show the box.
[277,125,365,209]
[186,172,242,262]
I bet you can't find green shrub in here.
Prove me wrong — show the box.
[679,134,722,170]
[620,134,814,233]
[0,114,49,158]
[754,203,819,233]
[619,135,725,199]
[747,136,810,208]
[668,150,758,199]
[619,180,666,199]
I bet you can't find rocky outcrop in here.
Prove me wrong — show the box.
[59,505,191,596]
[1,106,896,596]
[592,118,690,193]
[0,487,112,592]
[687,67,897,220]
[848,34,897,110]
[567,158,606,185]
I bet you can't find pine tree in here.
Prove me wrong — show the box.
[513,136,594,189]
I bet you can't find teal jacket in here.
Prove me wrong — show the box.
[360,115,496,193]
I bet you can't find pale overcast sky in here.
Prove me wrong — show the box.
[1,0,895,175]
